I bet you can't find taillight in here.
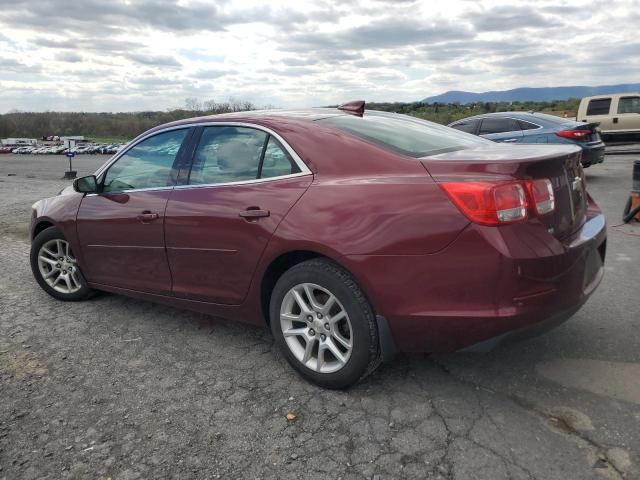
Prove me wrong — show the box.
[555,129,590,140]
[440,182,527,226]
[525,178,555,215]
[441,179,556,225]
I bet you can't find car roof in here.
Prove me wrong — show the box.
[451,111,574,127]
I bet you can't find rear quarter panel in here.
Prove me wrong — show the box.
[263,122,470,257]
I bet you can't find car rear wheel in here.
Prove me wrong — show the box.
[30,227,93,301]
[270,258,380,389]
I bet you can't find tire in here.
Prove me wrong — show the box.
[30,227,93,302]
[270,258,380,389]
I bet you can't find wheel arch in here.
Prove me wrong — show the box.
[260,250,324,325]
[259,249,379,326]
[32,219,56,239]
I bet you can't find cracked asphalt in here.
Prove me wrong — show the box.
[1,153,639,479]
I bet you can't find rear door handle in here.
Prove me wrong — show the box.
[502,138,517,143]
[137,211,159,223]
[239,208,270,220]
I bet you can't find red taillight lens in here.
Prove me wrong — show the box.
[555,129,590,140]
[440,182,527,226]
[525,178,555,215]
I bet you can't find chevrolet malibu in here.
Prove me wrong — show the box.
[30,102,606,388]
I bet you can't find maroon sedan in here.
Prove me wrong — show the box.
[30,103,606,388]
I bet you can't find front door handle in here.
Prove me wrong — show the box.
[502,138,517,143]
[239,208,270,220]
[137,211,160,223]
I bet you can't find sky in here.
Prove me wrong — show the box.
[0,0,638,112]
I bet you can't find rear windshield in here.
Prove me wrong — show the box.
[318,113,488,157]
[523,112,576,126]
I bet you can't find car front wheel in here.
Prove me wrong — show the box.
[30,227,93,301]
[270,258,380,389]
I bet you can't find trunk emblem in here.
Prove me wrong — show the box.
[572,176,582,192]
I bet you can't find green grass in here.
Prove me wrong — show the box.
[88,136,132,144]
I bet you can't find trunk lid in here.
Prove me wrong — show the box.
[422,144,587,239]
[559,120,602,143]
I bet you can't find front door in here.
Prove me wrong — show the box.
[165,125,312,304]
[76,128,190,294]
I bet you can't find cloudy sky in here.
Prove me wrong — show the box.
[0,0,638,112]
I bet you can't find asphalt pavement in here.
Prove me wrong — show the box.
[0,153,638,479]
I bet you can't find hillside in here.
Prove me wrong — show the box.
[422,83,640,104]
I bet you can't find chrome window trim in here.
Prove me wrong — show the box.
[93,122,312,192]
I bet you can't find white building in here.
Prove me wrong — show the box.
[1,138,37,147]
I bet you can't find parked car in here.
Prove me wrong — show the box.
[29,105,606,388]
[0,146,13,153]
[577,92,640,139]
[448,112,605,167]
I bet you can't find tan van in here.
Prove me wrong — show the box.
[577,93,640,136]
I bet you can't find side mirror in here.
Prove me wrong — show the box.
[73,175,99,193]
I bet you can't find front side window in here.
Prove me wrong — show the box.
[103,129,188,193]
[586,98,612,116]
[617,96,640,114]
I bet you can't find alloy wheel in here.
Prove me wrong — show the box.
[280,282,353,373]
[37,239,83,294]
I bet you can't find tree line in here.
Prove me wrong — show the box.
[0,99,258,140]
[0,98,580,140]
[366,98,580,125]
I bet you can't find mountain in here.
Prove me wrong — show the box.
[422,83,640,104]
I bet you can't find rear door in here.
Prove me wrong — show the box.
[582,97,614,131]
[478,117,523,143]
[76,128,191,294]
[165,125,313,304]
[615,95,640,133]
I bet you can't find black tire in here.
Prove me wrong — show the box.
[270,258,380,389]
[30,227,93,302]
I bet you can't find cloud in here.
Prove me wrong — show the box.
[0,0,637,112]
[1,58,42,73]
[55,52,83,63]
[190,68,236,79]
[124,53,182,67]
[465,5,564,32]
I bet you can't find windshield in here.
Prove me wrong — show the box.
[318,112,489,157]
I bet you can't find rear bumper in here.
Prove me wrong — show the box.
[345,208,607,353]
[581,142,605,166]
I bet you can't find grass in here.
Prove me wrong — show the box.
[88,136,132,144]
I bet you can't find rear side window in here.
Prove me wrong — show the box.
[617,96,640,114]
[189,126,266,185]
[260,137,300,178]
[479,118,517,135]
[450,120,479,134]
[188,127,301,185]
[318,113,487,157]
[518,120,539,130]
[586,98,612,116]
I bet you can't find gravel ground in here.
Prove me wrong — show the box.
[1,153,639,480]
